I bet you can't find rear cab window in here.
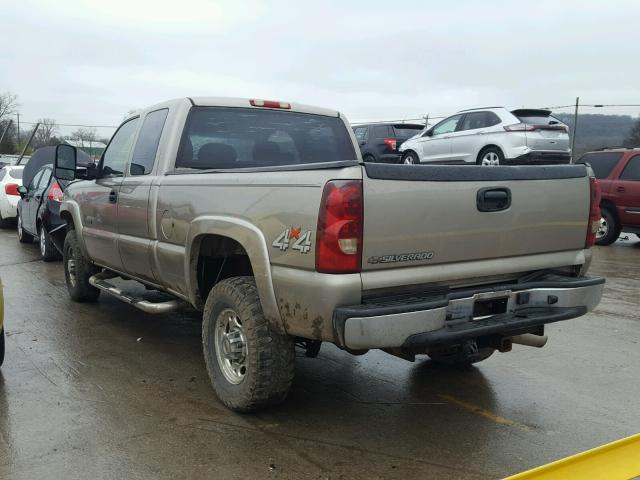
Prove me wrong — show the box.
[176,107,356,170]
[130,109,169,176]
[577,152,622,179]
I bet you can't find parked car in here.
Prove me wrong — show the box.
[51,97,603,412]
[0,165,24,227]
[16,146,91,261]
[399,107,570,165]
[577,148,640,245]
[352,123,424,163]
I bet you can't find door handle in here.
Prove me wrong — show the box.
[109,190,118,203]
[477,187,511,212]
[616,186,626,193]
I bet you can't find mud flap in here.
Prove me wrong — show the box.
[49,224,66,254]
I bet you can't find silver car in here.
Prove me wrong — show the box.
[399,107,570,165]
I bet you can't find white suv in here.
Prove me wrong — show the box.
[399,107,570,165]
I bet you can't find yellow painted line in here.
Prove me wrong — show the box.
[438,394,525,429]
[505,433,640,480]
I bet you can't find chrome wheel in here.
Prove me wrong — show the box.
[596,216,608,240]
[40,228,47,257]
[66,246,77,287]
[403,153,417,165]
[481,151,500,166]
[215,308,248,385]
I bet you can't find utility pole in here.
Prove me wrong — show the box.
[0,120,13,150]
[16,122,39,165]
[570,97,579,163]
[423,113,429,128]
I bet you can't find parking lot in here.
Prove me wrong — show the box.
[0,229,636,479]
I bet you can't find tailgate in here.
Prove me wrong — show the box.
[361,163,590,271]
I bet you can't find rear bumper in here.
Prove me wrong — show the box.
[333,274,604,350]
[507,151,571,165]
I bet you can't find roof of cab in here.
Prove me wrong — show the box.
[189,97,340,117]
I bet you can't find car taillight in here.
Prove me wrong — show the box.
[504,123,536,132]
[383,138,397,152]
[4,183,20,196]
[48,180,63,202]
[249,99,291,109]
[585,176,601,248]
[316,180,363,274]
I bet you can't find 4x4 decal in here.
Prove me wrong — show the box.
[272,227,312,254]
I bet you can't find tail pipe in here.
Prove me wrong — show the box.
[510,333,548,348]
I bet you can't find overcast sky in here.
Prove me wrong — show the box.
[2,0,640,137]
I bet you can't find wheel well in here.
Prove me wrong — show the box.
[402,150,417,157]
[600,199,618,220]
[476,145,503,162]
[193,234,253,306]
[60,211,74,230]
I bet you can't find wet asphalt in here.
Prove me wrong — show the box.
[0,229,638,480]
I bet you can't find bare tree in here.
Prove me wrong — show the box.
[71,127,98,145]
[0,92,19,121]
[33,118,58,148]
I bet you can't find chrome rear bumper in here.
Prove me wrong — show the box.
[333,275,605,350]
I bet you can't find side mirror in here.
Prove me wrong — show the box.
[54,144,77,181]
[76,162,98,180]
[17,185,27,198]
[423,129,433,137]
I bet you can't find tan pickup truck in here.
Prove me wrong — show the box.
[52,97,605,411]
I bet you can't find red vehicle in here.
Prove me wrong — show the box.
[577,148,640,245]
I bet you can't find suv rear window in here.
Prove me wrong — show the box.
[176,107,356,169]
[393,125,424,137]
[577,152,622,179]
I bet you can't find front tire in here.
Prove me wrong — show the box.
[0,328,5,367]
[202,277,295,412]
[477,147,504,166]
[63,229,100,302]
[17,214,33,243]
[596,208,620,246]
[402,151,419,165]
[39,226,61,262]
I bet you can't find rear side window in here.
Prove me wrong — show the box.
[577,152,622,179]
[9,168,23,179]
[373,125,391,138]
[620,156,640,181]
[354,127,368,143]
[176,107,356,170]
[393,125,424,137]
[37,167,52,192]
[130,109,169,176]
[460,111,502,131]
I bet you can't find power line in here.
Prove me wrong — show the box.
[18,120,118,128]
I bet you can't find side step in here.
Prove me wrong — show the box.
[89,272,185,314]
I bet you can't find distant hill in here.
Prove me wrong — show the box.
[554,113,638,157]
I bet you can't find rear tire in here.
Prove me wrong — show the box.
[477,147,504,166]
[202,276,295,412]
[39,226,61,262]
[402,151,419,164]
[0,213,13,229]
[63,229,100,302]
[428,341,494,367]
[363,154,376,163]
[596,208,620,246]
[17,214,33,243]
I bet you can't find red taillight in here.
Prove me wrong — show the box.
[316,180,363,274]
[250,99,291,109]
[383,138,397,152]
[504,123,568,133]
[585,176,601,248]
[48,180,63,202]
[4,183,20,196]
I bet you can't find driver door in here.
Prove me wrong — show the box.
[82,117,139,271]
[418,114,462,163]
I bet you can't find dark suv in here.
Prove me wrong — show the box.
[352,123,424,163]
[577,148,640,245]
